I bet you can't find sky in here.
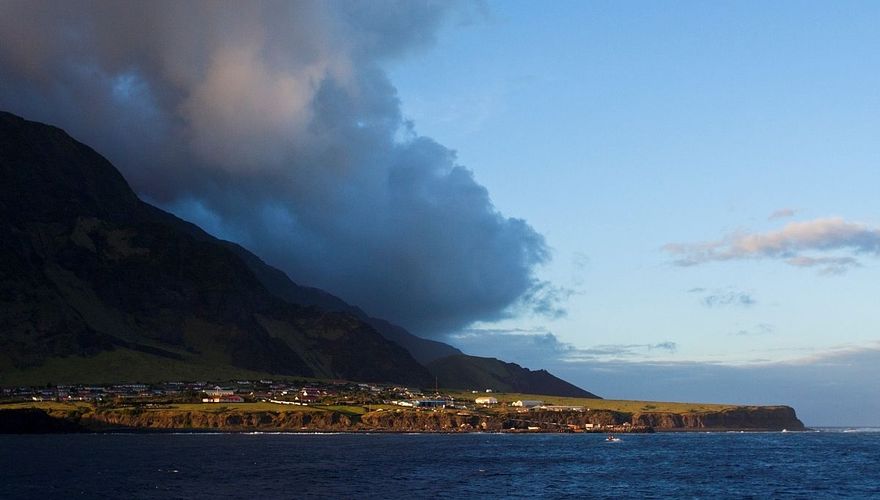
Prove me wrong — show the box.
[1,1,878,425]
[387,1,880,425]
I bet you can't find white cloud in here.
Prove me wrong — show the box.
[784,256,860,275]
[664,217,880,274]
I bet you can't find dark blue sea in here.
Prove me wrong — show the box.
[3,430,880,498]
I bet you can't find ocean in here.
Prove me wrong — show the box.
[2,430,880,498]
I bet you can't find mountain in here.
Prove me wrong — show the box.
[219,248,597,397]
[218,243,463,365]
[428,355,600,398]
[0,111,431,386]
[141,194,464,366]
[0,110,598,399]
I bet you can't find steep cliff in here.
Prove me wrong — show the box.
[0,404,805,433]
[633,406,805,431]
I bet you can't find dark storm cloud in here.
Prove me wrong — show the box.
[0,0,549,336]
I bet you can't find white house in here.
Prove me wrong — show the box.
[511,400,543,408]
[474,396,498,405]
[205,387,235,397]
[202,394,244,403]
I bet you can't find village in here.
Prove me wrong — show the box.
[0,379,644,433]
[1,379,572,410]
[1,379,413,405]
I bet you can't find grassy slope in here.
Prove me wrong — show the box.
[2,396,741,417]
[428,355,599,398]
[0,349,326,386]
[0,401,370,420]
[445,390,742,413]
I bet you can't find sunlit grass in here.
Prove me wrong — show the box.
[443,390,743,414]
[0,401,92,412]
[2,394,755,418]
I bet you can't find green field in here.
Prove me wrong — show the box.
[445,390,743,413]
[0,401,94,412]
[0,401,376,417]
[1,393,749,418]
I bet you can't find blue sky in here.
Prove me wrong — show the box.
[387,1,880,423]
[2,1,877,425]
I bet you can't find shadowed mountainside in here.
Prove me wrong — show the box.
[428,355,600,398]
[217,242,464,365]
[0,111,431,386]
[145,199,464,366]
[0,110,597,398]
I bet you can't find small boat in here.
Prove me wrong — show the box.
[605,434,621,442]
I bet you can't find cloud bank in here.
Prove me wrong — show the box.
[551,346,880,426]
[0,1,552,336]
[453,328,880,426]
[665,217,880,274]
[452,328,677,366]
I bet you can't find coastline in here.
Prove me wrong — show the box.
[0,402,805,434]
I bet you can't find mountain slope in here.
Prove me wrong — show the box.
[428,355,601,398]
[0,110,599,399]
[225,243,463,364]
[143,194,463,366]
[0,111,431,386]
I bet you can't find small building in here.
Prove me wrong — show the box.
[475,396,498,405]
[511,400,543,408]
[296,387,322,404]
[542,405,584,412]
[412,399,448,408]
[205,387,235,398]
[203,394,245,403]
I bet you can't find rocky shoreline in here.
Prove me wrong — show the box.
[0,404,805,434]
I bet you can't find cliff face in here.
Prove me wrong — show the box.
[633,406,805,431]
[0,405,805,433]
[0,408,85,433]
[89,408,355,431]
[358,409,632,432]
